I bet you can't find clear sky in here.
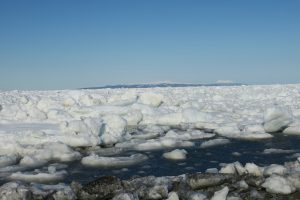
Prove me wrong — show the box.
[1,0,299,90]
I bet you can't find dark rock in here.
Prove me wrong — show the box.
[80,176,123,200]
[186,173,231,190]
[245,176,264,188]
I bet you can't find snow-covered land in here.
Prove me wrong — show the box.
[1,84,300,198]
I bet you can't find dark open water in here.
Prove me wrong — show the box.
[65,133,300,184]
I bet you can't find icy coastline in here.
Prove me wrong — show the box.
[2,158,300,199]
[1,84,300,199]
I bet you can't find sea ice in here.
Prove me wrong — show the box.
[263,164,287,176]
[262,175,296,194]
[211,186,229,200]
[263,107,293,133]
[81,153,148,167]
[200,138,230,148]
[244,163,263,176]
[99,115,128,145]
[263,148,294,154]
[163,149,188,160]
[10,170,67,183]
[0,155,18,168]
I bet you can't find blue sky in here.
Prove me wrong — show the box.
[0,0,299,90]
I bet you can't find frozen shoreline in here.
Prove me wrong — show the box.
[2,158,300,199]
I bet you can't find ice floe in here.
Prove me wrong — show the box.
[163,149,188,160]
[200,138,230,148]
[263,107,293,133]
[1,84,300,186]
[262,175,296,194]
[10,170,67,183]
[81,153,148,167]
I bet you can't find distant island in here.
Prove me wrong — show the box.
[82,82,244,90]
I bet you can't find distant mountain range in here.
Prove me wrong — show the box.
[83,82,244,89]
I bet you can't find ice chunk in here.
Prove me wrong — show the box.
[0,155,18,168]
[122,110,143,126]
[215,124,272,140]
[60,120,89,134]
[99,115,128,145]
[283,123,300,135]
[47,109,72,121]
[27,107,47,120]
[233,161,246,175]
[236,180,248,189]
[263,107,293,133]
[188,192,207,200]
[113,193,136,200]
[214,125,240,138]
[182,108,213,123]
[165,130,215,141]
[200,138,230,148]
[138,92,163,107]
[81,153,148,167]
[131,131,161,140]
[10,170,67,183]
[263,164,287,176]
[19,142,81,167]
[287,174,300,190]
[20,155,47,167]
[135,138,194,151]
[163,149,188,160]
[211,186,229,200]
[219,163,236,174]
[262,175,296,194]
[167,192,179,200]
[263,148,294,154]
[63,97,77,107]
[245,163,263,176]
[0,182,32,199]
[205,168,219,173]
[155,112,183,126]
[219,162,245,175]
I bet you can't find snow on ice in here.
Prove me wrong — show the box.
[0,84,300,185]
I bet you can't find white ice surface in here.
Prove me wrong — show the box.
[163,149,188,160]
[263,148,294,154]
[200,138,230,148]
[263,107,293,133]
[81,153,148,167]
[1,84,300,178]
[262,175,296,194]
[211,186,229,200]
[10,170,67,183]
